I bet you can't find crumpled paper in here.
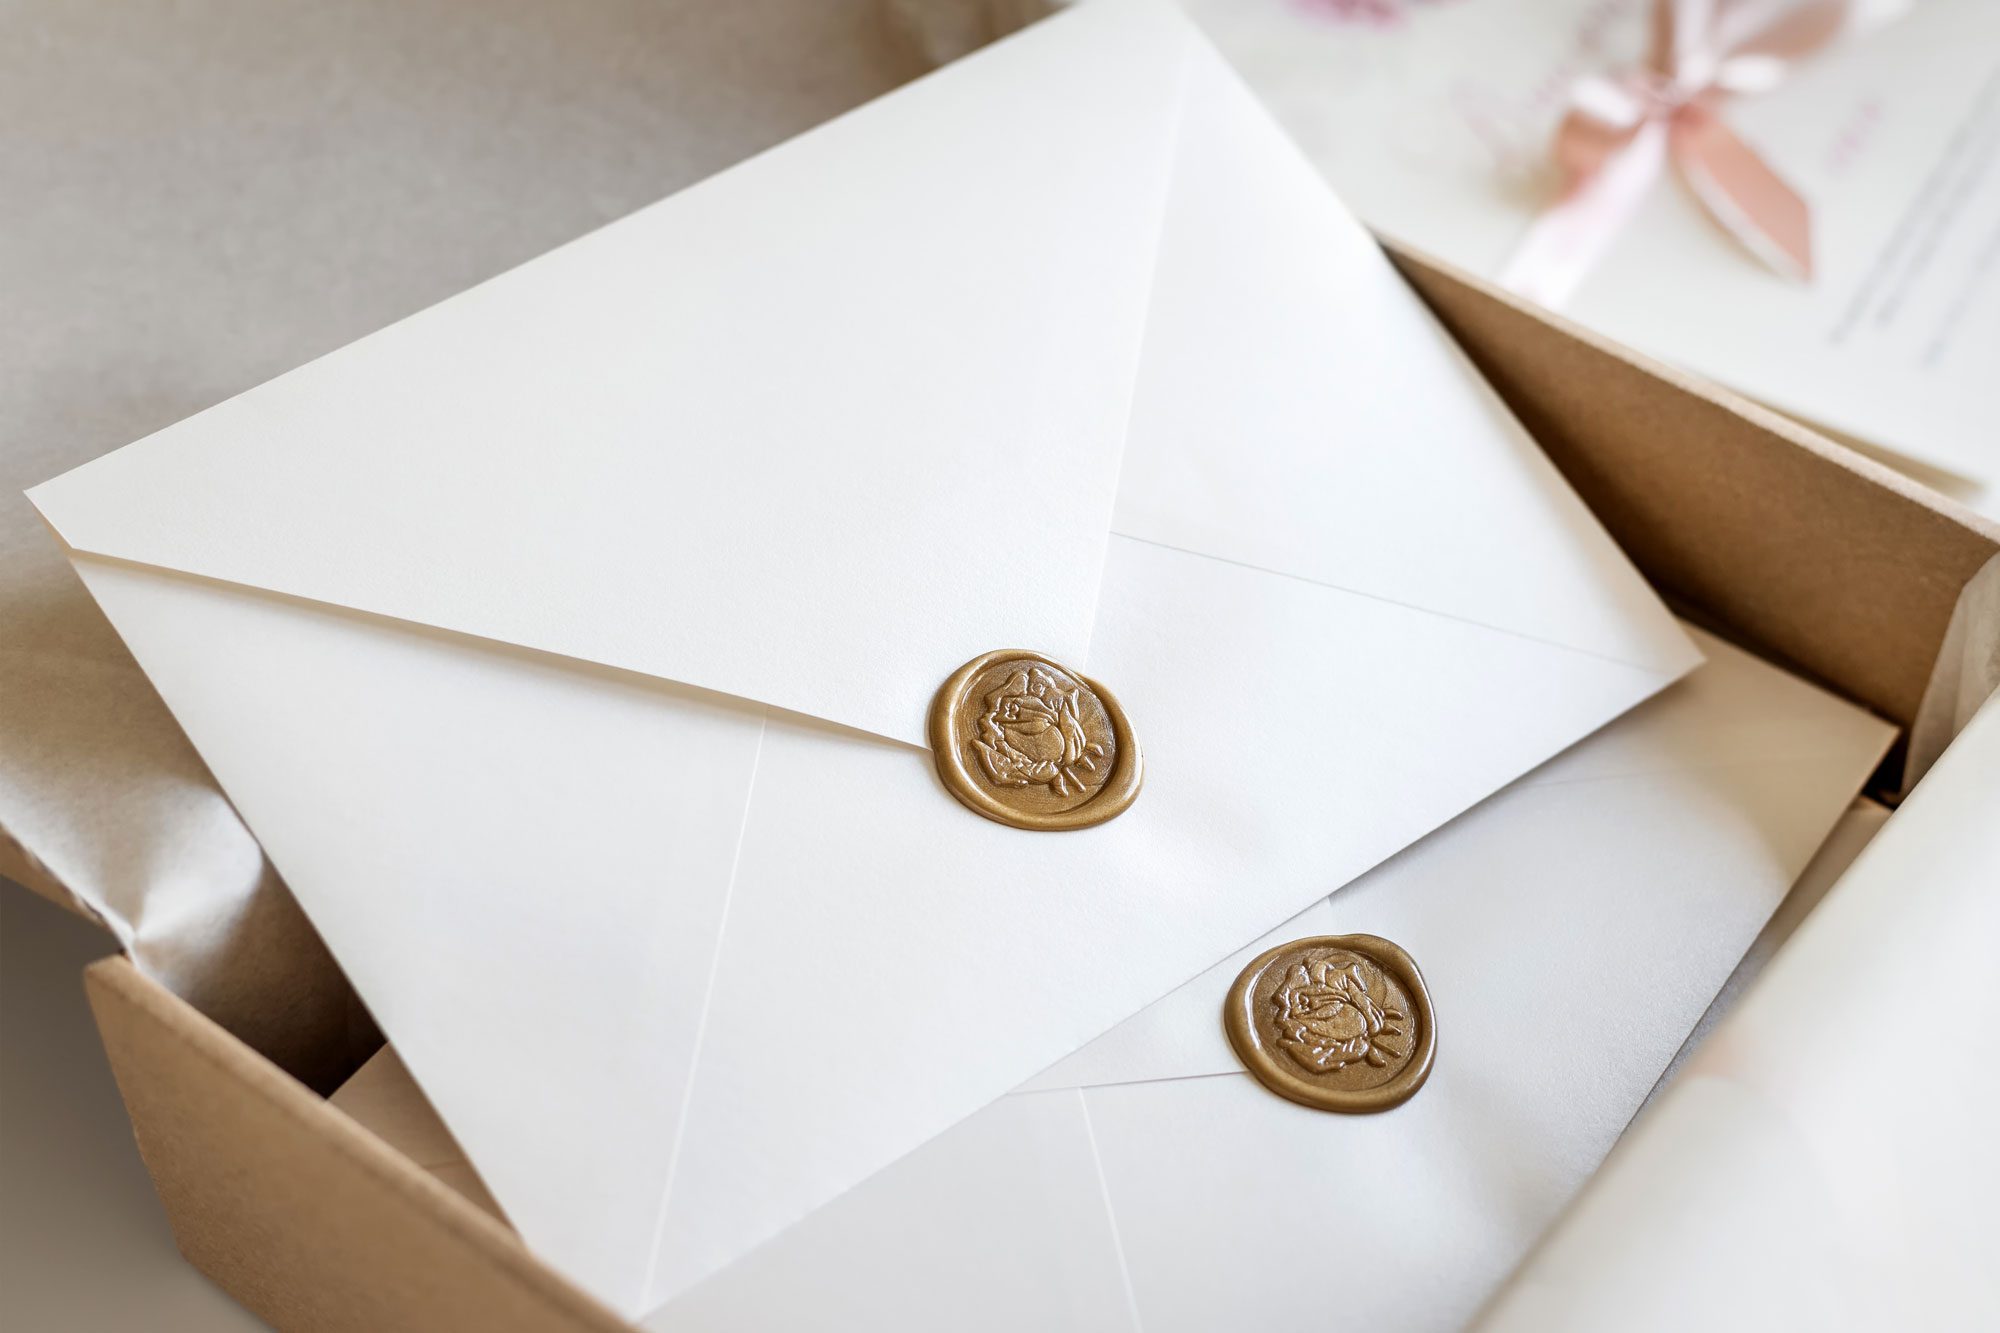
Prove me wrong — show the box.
[2,0,919,1089]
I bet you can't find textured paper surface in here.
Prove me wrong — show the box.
[1,0,919,1084]
[31,1,1696,1315]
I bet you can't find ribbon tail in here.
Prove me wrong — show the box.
[1498,118,1670,309]
[1673,107,1813,281]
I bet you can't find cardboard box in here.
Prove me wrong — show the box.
[73,246,2000,1331]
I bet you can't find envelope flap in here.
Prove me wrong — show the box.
[26,0,1194,748]
[1111,36,1694,675]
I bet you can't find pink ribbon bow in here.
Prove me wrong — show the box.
[1500,0,1888,307]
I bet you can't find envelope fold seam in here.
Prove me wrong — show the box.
[1077,33,1197,673]
[64,551,861,741]
[641,709,769,1310]
[1042,1067,1251,1097]
[1106,530,1689,677]
[1075,1086,1147,1333]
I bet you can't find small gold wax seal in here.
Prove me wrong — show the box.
[1225,934,1435,1114]
[929,650,1142,831]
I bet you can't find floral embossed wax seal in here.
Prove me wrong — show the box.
[930,650,1141,830]
[1225,935,1435,1113]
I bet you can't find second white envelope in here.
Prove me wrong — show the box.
[30,0,1698,1315]
[651,627,1894,1332]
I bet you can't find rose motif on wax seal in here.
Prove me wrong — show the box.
[930,650,1142,831]
[971,666,1109,798]
[1225,934,1436,1113]
[1270,955,1408,1073]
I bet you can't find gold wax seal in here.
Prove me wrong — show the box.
[929,650,1141,831]
[1225,934,1435,1114]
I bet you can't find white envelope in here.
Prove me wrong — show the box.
[26,0,1698,1317]
[650,627,1894,1332]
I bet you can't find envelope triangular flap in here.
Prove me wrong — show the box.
[27,0,1195,749]
[1111,34,1692,673]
